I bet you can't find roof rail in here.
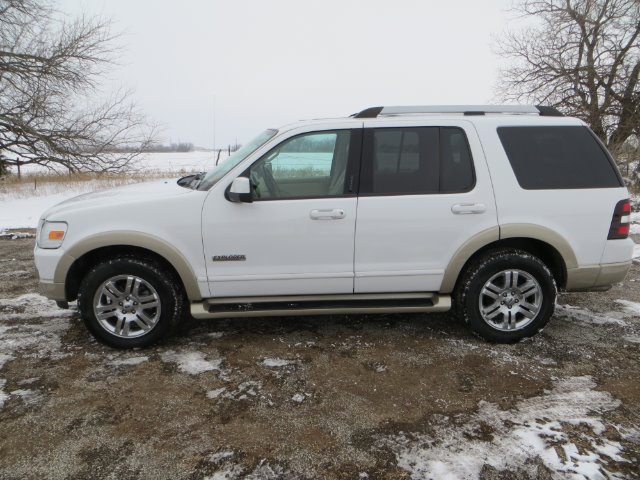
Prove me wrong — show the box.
[352,105,563,118]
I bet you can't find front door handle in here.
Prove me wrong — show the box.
[451,203,486,215]
[310,208,346,220]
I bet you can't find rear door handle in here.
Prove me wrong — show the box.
[451,203,486,215]
[310,208,346,220]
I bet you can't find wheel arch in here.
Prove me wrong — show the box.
[56,231,202,302]
[441,225,577,294]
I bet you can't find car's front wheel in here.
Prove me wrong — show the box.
[77,256,185,348]
[456,249,557,343]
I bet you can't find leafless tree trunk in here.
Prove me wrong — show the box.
[0,0,156,176]
[495,0,640,183]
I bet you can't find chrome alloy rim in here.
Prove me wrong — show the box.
[478,269,542,331]
[93,275,161,338]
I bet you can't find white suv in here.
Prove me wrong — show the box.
[34,105,635,348]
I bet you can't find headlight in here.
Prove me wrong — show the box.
[37,221,68,249]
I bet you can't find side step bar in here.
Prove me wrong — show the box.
[190,292,451,319]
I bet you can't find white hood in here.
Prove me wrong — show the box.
[41,179,196,220]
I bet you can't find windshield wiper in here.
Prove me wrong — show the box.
[191,172,206,190]
[177,172,206,190]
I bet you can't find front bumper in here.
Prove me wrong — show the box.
[39,280,67,301]
[34,245,72,301]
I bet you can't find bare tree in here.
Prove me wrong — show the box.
[495,0,640,180]
[0,0,155,176]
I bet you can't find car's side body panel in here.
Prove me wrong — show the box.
[201,121,361,297]
[35,181,210,300]
[473,116,632,269]
[353,119,499,293]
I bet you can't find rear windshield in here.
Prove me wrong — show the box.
[497,126,622,189]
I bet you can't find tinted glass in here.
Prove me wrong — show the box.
[440,127,474,193]
[361,127,474,195]
[497,126,622,189]
[367,128,439,194]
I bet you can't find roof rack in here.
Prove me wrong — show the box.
[352,105,564,118]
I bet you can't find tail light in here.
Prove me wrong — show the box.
[608,199,631,240]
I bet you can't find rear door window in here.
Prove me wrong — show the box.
[497,126,622,189]
[360,127,475,195]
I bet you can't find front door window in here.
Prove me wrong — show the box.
[249,130,351,200]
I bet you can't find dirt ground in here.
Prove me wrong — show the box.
[0,234,638,479]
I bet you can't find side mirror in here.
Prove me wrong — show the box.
[226,177,252,203]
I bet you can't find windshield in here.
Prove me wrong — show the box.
[197,129,278,190]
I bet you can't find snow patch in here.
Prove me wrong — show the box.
[160,350,222,375]
[203,458,291,480]
[555,304,626,326]
[204,464,244,480]
[0,231,35,240]
[9,388,43,406]
[615,299,640,316]
[206,387,227,399]
[377,376,627,479]
[291,393,306,403]
[208,450,234,464]
[109,356,149,367]
[0,294,72,389]
[623,335,640,344]
[207,382,262,402]
[0,379,8,409]
[261,358,297,368]
[0,293,74,321]
[0,353,14,370]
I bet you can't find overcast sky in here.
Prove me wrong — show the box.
[59,0,514,149]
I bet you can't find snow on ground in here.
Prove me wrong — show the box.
[376,376,630,479]
[133,151,224,173]
[160,350,223,375]
[0,192,74,229]
[108,356,149,367]
[12,151,226,177]
[0,293,74,410]
[615,299,640,316]
[202,454,291,480]
[555,304,627,326]
[261,358,298,368]
[206,381,263,402]
[631,211,640,235]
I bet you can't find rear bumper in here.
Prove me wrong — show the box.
[565,261,631,291]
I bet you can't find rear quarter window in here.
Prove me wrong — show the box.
[497,126,622,189]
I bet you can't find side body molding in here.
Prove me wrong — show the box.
[54,231,203,301]
[440,227,500,293]
[499,224,578,269]
[440,224,578,293]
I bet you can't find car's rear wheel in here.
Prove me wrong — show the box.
[78,256,184,348]
[456,249,557,343]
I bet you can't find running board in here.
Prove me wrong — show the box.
[190,292,451,319]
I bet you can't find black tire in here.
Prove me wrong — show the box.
[455,248,557,343]
[77,256,185,348]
